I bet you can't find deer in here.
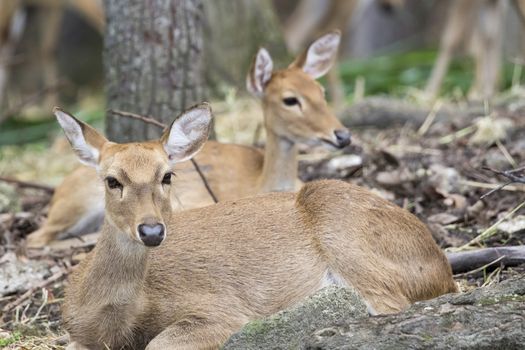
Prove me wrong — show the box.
[27,30,352,247]
[282,0,406,110]
[0,0,104,117]
[56,103,457,350]
[425,0,525,100]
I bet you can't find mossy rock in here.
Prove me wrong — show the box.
[223,286,368,350]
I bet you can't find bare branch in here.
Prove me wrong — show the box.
[447,246,525,274]
[480,166,525,199]
[108,109,167,130]
[0,176,54,194]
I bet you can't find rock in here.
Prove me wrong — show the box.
[0,252,50,296]
[306,276,525,349]
[428,213,461,225]
[376,168,415,186]
[428,164,467,196]
[497,215,525,235]
[224,276,525,350]
[223,286,368,350]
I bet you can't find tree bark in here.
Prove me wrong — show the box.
[203,0,288,93]
[104,0,205,142]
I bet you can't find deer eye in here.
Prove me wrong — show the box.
[162,172,172,185]
[106,177,122,190]
[283,97,300,107]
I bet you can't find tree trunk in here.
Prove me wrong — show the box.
[203,0,288,94]
[104,0,205,142]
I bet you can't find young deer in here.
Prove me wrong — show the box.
[57,104,457,350]
[27,31,351,247]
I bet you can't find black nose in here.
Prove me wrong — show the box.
[334,129,351,148]
[138,223,165,247]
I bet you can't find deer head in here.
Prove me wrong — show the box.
[54,104,212,247]
[246,30,351,149]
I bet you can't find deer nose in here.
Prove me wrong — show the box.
[334,129,351,148]
[138,223,165,247]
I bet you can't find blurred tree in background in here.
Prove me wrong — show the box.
[104,0,205,142]
[203,0,288,93]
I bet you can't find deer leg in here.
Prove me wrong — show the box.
[468,0,505,100]
[67,0,105,34]
[146,318,243,350]
[425,0,476,99]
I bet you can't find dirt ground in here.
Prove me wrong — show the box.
[1,94,525,348]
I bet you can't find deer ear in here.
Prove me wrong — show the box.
[246,47,273,98]
[54,107,108,168]
[289,30,340,79]
[161,103,212,165]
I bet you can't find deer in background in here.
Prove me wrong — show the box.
[426,0,525,100]
[56,104,457,350]
[282,0,406,110]
[27,31,352,247]
[0,0,104,116]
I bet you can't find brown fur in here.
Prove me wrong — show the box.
[27,33,348,247]
[60,113,457,349]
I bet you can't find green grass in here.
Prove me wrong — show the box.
[0,331,21,347]
[0,108,104,146]
[337,50,520,98]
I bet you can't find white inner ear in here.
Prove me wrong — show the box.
[302,32,340,79]
[55,110,99,168]
[247,48,273,97]
[163,108,211,164]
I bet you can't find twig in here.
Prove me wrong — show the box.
[107,109,218,203]
[2,268,70,313]
[0,176,54,193]
[479,166,525,199]
[190,159,218,203]
[418,99,443,136]
[458,199,525,249]
[108,109,166,129]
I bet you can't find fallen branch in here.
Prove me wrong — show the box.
[0,176,54,193]
[446,246,525,274]
[107,109,218,203]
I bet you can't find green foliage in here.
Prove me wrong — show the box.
[337,50,520,99]
[0,331,21,347]
[0,108,104,146]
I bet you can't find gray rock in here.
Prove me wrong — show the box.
[308,276,525,349]
[223,276,525,350]
[223,286,368,350]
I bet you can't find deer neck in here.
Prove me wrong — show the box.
[258,129,298,192]
[79,219,149,306]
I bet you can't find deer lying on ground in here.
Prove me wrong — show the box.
[56,104,457,350]
[27,31,351,247]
